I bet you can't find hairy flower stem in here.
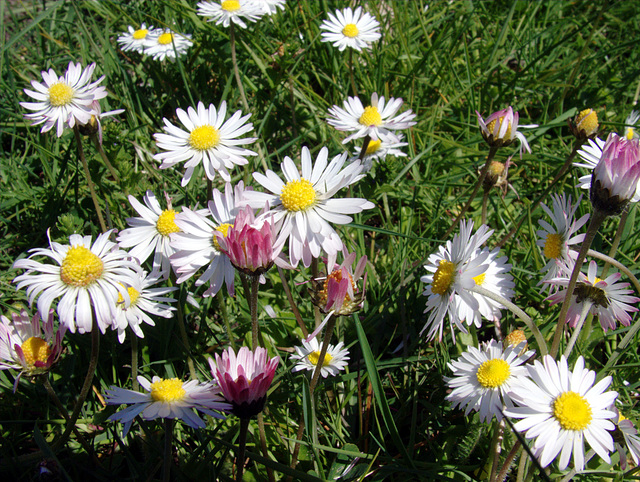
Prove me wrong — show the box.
[470,285,547,356]
[563,301,593,358]
[481,187,490,225]
[74,127,107,233]
[131,334,139,391]
[496,442,521,482]
[600,208,630,278]
[550,209,607,358]
[357,135,371,163]
[443,146,498,240]
[91,135,120,182]
[236,417,250,482]
[489,419,505,482]
[162,419,173,482]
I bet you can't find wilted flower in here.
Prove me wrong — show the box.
[476,106,535,156]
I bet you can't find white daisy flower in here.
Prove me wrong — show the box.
[351,132,408,172]
[254,0,286,16]
[536,193,589,292]
[546,260,640,332]
[445,339,534,423]
[242,146,375,268]
[575,136,640,203]
[117,24,156,53]
[117,191,181,278]
[505,355,618,471]
[20,61,108,137]
[623,110,640,140]
[112,270,177,343]
[319,6,381,52]
[170,182,244,297]
[327,92,417,144]
[290,337,349,378]
[154,101,257,187]
[143,30,193,61]
[13,230,141,334]
[196,0,264,29]
[105,375,230,437]
[421,220,513,341]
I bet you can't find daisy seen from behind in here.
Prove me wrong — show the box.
[291,337,349,379]
[320,6,381,52]
[328,92,417,144]
[13,230,141,334]
[143,30,193,61]
[117,24,156,53]
[243,146,374,268]
[445,339,533,423]
[197,0,264,29]
[505,355,618,471]
[154,101,257,186]
[21,61,108,137]
[105,375,230,437]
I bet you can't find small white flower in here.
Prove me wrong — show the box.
[243,146,375,268]
[350,133,408,172]
[197,0,264,28]
[623,110,640,140]
[20,61,108,137]
[154,101,257,186]
[505,355,618,471]
[445,339,533,423]
[319,6,381,52]
[143,30,193,61]
[254,0,286,16]
[327,92,417,144]
[117,24,156,53]
[291,337,349,378]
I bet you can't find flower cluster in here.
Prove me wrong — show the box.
[117,25,193,60]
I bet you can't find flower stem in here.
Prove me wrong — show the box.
[277,266,308,337]
[131,334,139,391]
[257,413,275,482]
[91,134,120,182]
[250,274,260,349]
[73,126,107,233]
[549,208,607,358]
[162,418,173,482]
[496,442,521,482]
[481,187,490,225]
[470,285,547,356]
[174,280,196,379]
[218,291,237,351]
[357,136,371,163]
[348,49,358,97]
[489,419,505,482]
[562,300,593,358]
[236,417,250,482]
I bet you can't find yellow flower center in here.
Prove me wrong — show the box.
[486,117,512,139]
[576,108,598,136]
[308,350,334,367]
[504,329,527,348]
[222,0,241,11]
[280,178,316,212]
[476,358,511,388]
[342,23,359,38]
[473,273,486,286]
[618,413,627,423]
[48,83,74,107]
[488,161,505,177]
[365,139,382,155]
[156,209,180,236]
[133,28,148,40]
[431,260,456,296]
[188,125,220,151]
[158,33,174,45]
[317,269,355,307]
[543,233,563,259]
[117,286,141,307]
[359,106,382,127]
[553,391,592,431]
[150,378,186,402]
[213,223,233,251]
[626,127,636,140]
[21,336,51,367]
[60,246,104,287]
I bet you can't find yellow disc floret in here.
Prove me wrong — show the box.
[317,268,355,307]
[188,125,220,151]
[486,117,512,140]
[21,337,51,367]
[431,260,456,296]
[308,350,334,367]
[156,209,180,236]
[476,358,511,388]
[222,0,241,11]
[158,33,174,45]
[543,233,563,259]
[553,391,592,431]
[473,272,486,286]
[150,378,186,402]
[359,106,382,127]
[117,286,141,307]
[576,109,599,137]
[342,23,359,38]
[49,83,74,107]
[60,246,104,287]
[213,223,233,251]
[133,28,148,40]
[365,139,382,155]
[280,178,317,212]
[504,329,527,348]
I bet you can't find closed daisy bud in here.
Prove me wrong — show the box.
[570,108,599,140]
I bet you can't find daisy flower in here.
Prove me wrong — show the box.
[20,61,108,137]
[13,231,141,334]
[327,92,417,144]
[76,99,125,146]
[421,220,513,341]
[112,270,177,343]
[254,0,286,16]
[536,193,589,291]
[243,146,375,268]
[105,375,230,437]
[117,24,156,53]
[291,337,349,378]
[117,191,181,278]
[445,339,533,423]
[505,355,618,471]
[612,410,640,470]
[170,182,244,297]
[196,0,264,29]
[0,309,66,391]
[546,260,640,332]
[351,132,408,172]
[623,110,640,140]
[209,345,279,418]
[154,101,257,186]
[143,30,193,61]
[476,106,536,157]
[319,6,381,52]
